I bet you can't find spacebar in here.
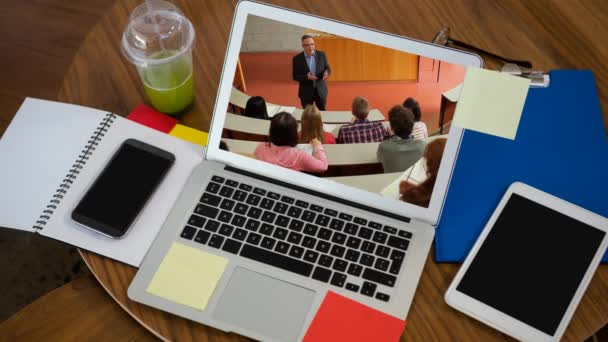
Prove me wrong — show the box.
[240,245,314,277]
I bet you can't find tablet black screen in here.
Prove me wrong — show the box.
[456,193,605,336]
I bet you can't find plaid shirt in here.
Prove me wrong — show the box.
[337,120,389,144]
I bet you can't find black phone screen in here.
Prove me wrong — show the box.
[72,139,175,237]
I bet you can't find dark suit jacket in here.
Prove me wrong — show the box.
[292,50,331,101]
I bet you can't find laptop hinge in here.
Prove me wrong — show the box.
[224,166,411,223]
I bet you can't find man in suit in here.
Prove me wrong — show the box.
[292,35,331,110]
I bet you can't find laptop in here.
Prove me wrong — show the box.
[128,1,481,341]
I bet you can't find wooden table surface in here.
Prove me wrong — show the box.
[57,0,608,341]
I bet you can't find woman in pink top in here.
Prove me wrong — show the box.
[255,112,328,173]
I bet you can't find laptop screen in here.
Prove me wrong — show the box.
[207,6,479,224]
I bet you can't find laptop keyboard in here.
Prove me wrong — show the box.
[180,175,412,303]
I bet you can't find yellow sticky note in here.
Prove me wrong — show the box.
[453,67,530,140]
[169,124,209,146]
[146,242,228,310]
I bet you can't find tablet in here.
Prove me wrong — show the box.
[444,182,608,341]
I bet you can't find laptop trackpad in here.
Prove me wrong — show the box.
[212,267,316,342]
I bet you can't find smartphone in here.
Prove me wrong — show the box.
[71,139,175,238]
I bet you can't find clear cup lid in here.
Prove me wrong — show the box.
[122,0,195,66]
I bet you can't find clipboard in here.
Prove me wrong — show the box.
[435,70,608,263]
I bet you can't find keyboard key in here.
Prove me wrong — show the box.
[194,204,218,219]
[273,227,288,240]
[204,220,220,232]
[225,179,238,187]
[287,232,303,244]
[275,215,290,228]
[345,283,360,292]
[281,195,295,204]
[230,214,246,227]
[324,208,338,217]
[345,249,360,262]
[375,245,390,258]
[194,230,211,245]
[302,236,317,249]
[259,223,274,236]
[361,241,375,253]
[219,224,234,237]
[302,210,316,223]
[208,234,224,248]
[180,226,197,240]
[310,204,323,212]
[247,207,262,220]
[233,228,248,241]
[206,182,221,194]
[319,254,334,267]
[245,219,260,231]
[347,263,363,277]
[239,183,253,192]
[361,253,375,267]
[346,236,361,249]
[387,235,410,251]
[261,237,276,250]
[376,293,390,302]
[339,213,353,221]
[220,199,235,211]
[295,200,309,208]
[222,239,242,254]
[303,250,319,263]
[188,214,206,228]
[219,186,234,198]
[331,232,347,245]
[200,193,221,207]
[253,188,266,196]
[363,268,396,287]
[354,217,368,225]
[383,226,398,234]
[330,272,347,287]
[273,202,288,214]
[332,259,348,272]
[330,245,346,258]
[211,175,225,183]
[344,223,358,235]
[233,190,247,202]
[267,191,281,200]
[361,281,377,297]
[275,241,290,254]
[368,221,382,230]
[372,231,388,244]
[218,211,232,223]
[288,246,304,258]
[312,266,332,282]
[390,250,406,262]
[234,203,249,215]
[240,244,313,277]
[260,198,275,210]
[374,258,390,272]
[329,218,344,231]
[358,227,373,239]
[318,228,332,240]
[246,232,262,246]
[389,260,402,275]
[315,214,330,227]
[398,230,413,239]
[287,206,302,218]
[288,219,304,232]
[303,224,318,236]
[316,241,331,253]
[261,211,276,223]
[246,194,261,206]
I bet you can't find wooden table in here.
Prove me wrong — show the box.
[58,0,608,341]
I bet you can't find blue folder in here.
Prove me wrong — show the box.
[435,70,608,263]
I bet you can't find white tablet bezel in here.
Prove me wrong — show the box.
[444,182,608,341]
[204,0,482,225]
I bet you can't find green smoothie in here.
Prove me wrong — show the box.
[139,50,194,115]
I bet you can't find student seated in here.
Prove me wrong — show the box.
[399,137,447,208]
[255,112,328,173]
[337,96,388,143]
[377,105,424,173]
[244,96,269,119]
[299,104,336,144]
[403,97,428,139]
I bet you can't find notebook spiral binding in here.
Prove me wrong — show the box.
[32,113,116,232]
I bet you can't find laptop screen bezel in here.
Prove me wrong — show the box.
[205,0,482,225]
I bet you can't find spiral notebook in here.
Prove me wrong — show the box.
[0,98,204,266]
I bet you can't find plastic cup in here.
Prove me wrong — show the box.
[122,0,195,115]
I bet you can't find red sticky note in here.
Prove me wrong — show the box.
[127,104,178,133]
[303,291,406,342]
